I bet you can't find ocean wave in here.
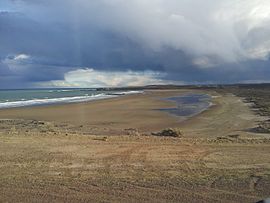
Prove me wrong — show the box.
[0,90,143,109]
[48,89,76,93]
[0,94,115,109]
[48,89,97,93]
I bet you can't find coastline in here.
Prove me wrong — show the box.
[0,89,269,202]
[0,90,189,135]
[0,89,261,137]
[0,90,144,109]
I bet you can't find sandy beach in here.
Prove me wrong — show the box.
[0,89,269,202]
[0,90,192,135]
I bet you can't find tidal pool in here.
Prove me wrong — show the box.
[159,93,211,118]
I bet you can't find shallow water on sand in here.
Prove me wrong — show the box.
[159,93,211,118]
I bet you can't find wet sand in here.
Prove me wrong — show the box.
[0,89,269,202]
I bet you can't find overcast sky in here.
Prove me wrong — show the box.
[1,0,270,88]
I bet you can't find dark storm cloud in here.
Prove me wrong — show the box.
[1,0,270,87]
[0,61,12,76]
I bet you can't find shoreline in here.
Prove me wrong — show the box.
[0,88,269,202]
[0,89,212,135]
[0,90,184,134]
[0,89,263,137]
[0,90,144,109]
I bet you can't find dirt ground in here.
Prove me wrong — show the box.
[0,90,269,202]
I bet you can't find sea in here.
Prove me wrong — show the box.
[0,89,143,109]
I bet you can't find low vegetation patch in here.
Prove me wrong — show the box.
[152,128,182,137]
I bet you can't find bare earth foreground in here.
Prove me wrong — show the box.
[0,90,269,202]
